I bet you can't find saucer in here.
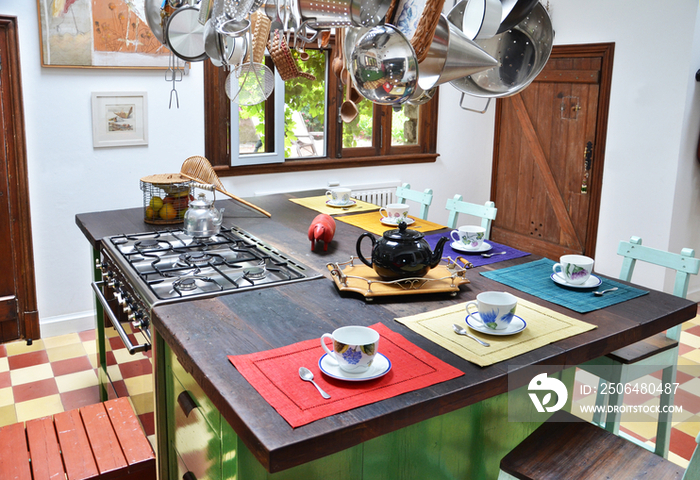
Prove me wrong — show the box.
[550,272,602,289]
[451,241,492,253]
[381,217,415,226]
[326,199,356,207]
[319,353,392,381]
[465,313,527,336]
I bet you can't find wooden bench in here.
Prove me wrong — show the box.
[0,397,155,480]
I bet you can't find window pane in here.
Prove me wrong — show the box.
[391,103,419,146]
[239,103,266,154]
[342,99,374,148]
[285,49,327,158]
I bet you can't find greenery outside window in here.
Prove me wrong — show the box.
[204,38,439,176]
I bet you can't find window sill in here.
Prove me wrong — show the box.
[213,153,440,177]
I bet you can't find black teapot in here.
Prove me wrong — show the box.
[355,222,448,280]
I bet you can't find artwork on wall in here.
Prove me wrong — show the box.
[91,92,148,148]
[37,0,171,68]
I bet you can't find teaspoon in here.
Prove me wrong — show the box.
[481,251,506,258]
[452,324,490,347]
[593,287,618,297]
[299,367,331,399]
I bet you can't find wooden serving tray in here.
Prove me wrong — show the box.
[326,257,471,299]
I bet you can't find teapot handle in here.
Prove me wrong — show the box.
[355,233,375,268]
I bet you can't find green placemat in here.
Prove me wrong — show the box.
[480,258,648,313]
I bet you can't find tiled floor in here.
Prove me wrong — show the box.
[1,315,700,468]
[0,327,154,445]
[573,313,700,468]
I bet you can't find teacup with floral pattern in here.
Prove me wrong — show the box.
[552,254,594,285]
[321,326,380,373]
[465,291,518,330]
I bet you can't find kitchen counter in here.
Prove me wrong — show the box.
[76,193,697,478]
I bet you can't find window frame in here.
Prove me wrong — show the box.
[203,39,439,177]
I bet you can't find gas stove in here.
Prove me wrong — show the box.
[93,224,322,353]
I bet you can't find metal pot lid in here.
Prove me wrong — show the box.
[383,221,424,241]
[165,6,208,62]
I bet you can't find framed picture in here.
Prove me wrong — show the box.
[91,92,148,148]
[37,0,171,68]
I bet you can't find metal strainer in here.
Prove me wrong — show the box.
[225,61,275,105]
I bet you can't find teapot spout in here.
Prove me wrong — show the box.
[430,236,449,268]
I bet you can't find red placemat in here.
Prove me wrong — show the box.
[228,323,464,428]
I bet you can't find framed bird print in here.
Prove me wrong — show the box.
[91,92,148,148]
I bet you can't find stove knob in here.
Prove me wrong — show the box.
[95,259,107,272]
[123,304,132,315]
[114,292,123,303]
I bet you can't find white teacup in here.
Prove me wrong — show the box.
[379,203,410,224]
[552,254,594,285]
[321,326,379,373]
[465,291,518,330]
[326,188,352,205]
[450,225,486,249]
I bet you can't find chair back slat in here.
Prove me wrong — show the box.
[617,236,699,342]
[395,183,433,220]
[445,194,498,238]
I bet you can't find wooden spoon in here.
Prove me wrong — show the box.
[340,70,358,123]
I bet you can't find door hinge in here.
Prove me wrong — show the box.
[581,141,593,194]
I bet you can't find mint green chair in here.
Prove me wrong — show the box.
[395,183,433,220]
[445,194,498,239]
[579,236,700,458]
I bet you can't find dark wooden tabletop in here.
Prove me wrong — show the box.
[76,192,698,473]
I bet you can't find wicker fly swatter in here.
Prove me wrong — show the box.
[180,156,271,217]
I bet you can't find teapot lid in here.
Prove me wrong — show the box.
[382,221,424,241]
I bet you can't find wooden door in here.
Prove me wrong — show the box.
[490,44,614,260]
[0,17,39,341]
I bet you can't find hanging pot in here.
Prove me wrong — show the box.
[450,2,553,98]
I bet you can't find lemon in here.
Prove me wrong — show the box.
[159,203,177,220]
[149,196,164,212]
[145,206,156,219]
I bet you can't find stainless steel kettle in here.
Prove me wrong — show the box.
[184,184,225,237]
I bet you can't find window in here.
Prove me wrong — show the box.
[203,37,439,176]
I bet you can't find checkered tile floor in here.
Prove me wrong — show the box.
[2,314,700,467]
[0,328,154,445]
[573,313,700,468]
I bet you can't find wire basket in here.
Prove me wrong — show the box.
[140,173,193,225]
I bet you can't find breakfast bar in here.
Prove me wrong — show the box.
[76,191,697,480]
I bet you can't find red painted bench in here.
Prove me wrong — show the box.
[0,397,155,480]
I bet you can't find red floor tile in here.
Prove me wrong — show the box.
[51,356,93,377]
[8,350,49,370]
[60,386,101,411]
[670,428,697,461]
[118,359,153,379]
[684,325,700,337]
[671,388,700,415]
[105,351,117,366]
[109,336,126,351]
[675,370,694,385]
[0,344,7,357]
[139,412,155,437]
[679,343,695,356]
[113,379,129,398]
[78,329,96,342]
[12,378,59,403]
[0,371,11,389]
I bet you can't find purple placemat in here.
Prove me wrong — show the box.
[424,232,531,267]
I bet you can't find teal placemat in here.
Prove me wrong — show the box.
[480,258,649,313]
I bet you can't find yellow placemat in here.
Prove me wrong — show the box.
[336,211,447,235]
[290,196,380,215]
[395,297,597,367]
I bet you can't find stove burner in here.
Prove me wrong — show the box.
[177,278,198,291]
[179,252,213,266]
[136,239,159,248]
[243,265,267,280]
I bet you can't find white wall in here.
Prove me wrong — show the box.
[2,0,700,337]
